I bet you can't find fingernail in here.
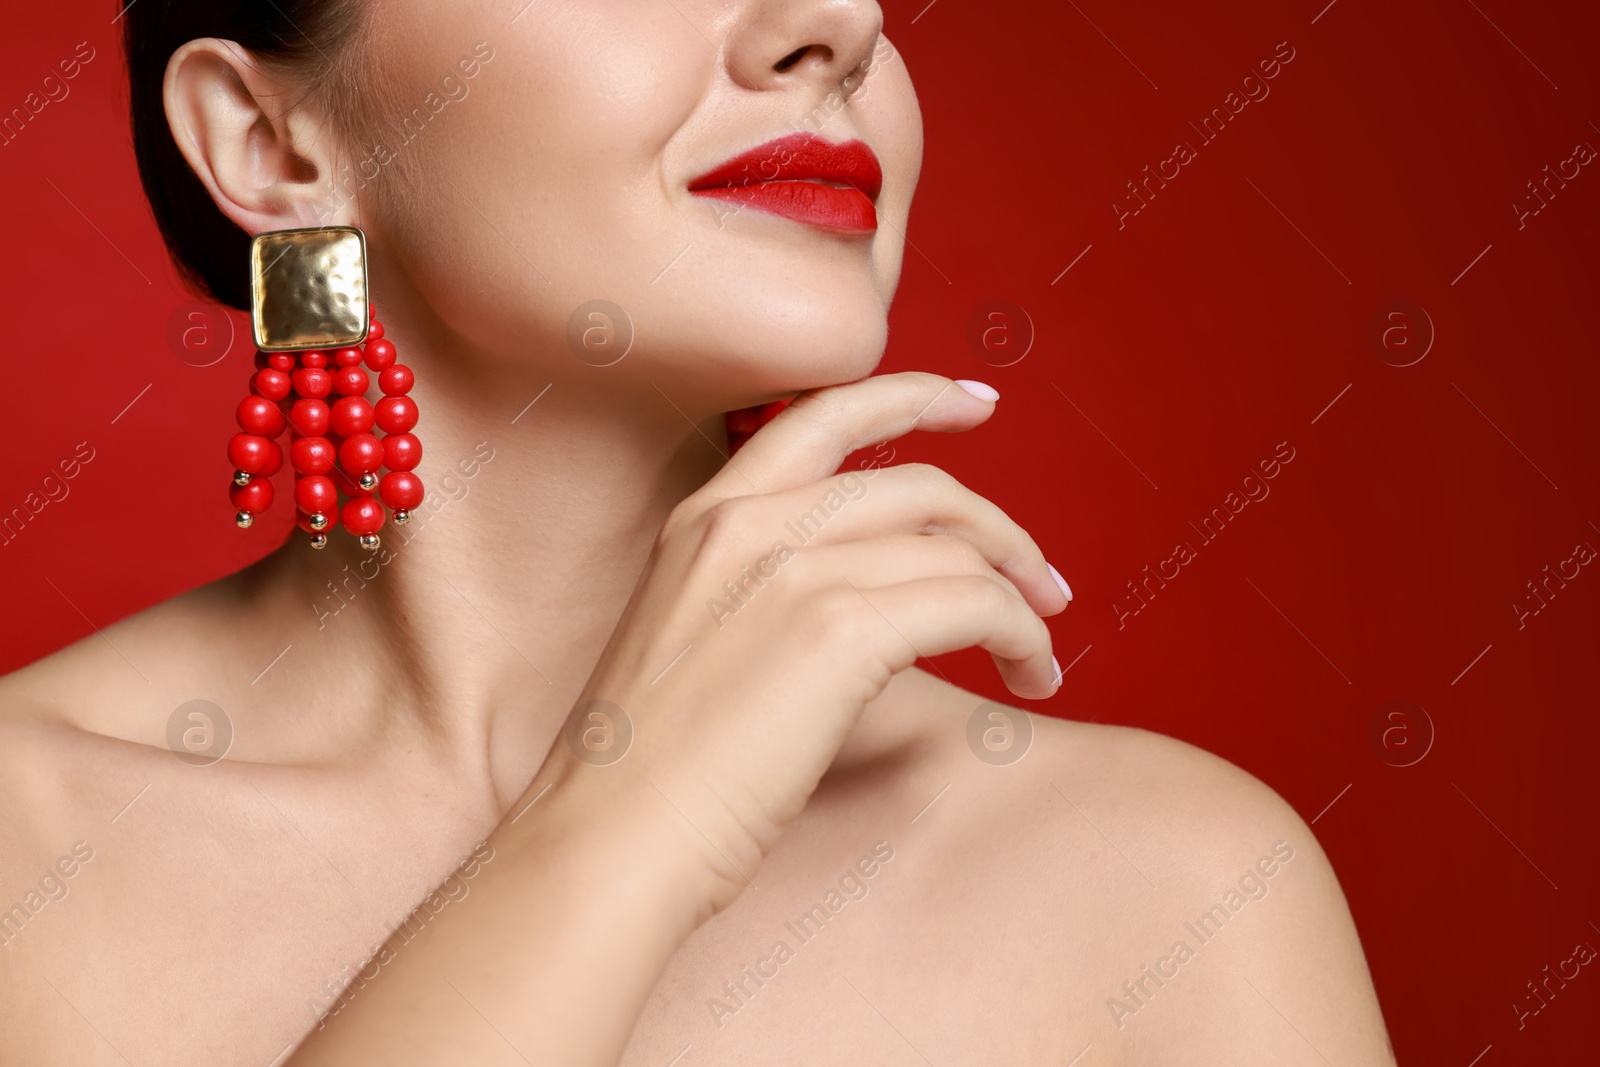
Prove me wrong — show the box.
[1047,563,1073,603]
[955,379,999,402]
[1050,655,1062,687]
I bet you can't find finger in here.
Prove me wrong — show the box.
[745,464,1070,616]
[784,535,1030,604]
[824,575,1059,700]
[700,372,999,499]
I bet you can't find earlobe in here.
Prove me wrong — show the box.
[163,38,341,234]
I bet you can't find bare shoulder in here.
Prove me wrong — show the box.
[0,598,190,829]
[1021,711,1396,1064]
[1052,716,1397,1063]
[0,576,253,959]
[0,654,126,855]
[860,673,1397,1064]
[0,647,154,1061]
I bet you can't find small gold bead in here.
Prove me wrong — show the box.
[309,533,328,549]
[358,533,381,551]
[393,509,410,526]
[232,470,252,487]
[235,510,254,528]
[358,472,378,491]
[309,512,330,531]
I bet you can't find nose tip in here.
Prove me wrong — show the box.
[725,0,884,94]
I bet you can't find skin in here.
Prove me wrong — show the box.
[0,0,1397,1063]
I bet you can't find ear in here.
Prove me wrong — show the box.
[163,38,351,234]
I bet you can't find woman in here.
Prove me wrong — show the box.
[0,0,1396,1062]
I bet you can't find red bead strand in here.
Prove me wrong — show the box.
[364,319,424,528]
[233,314,423,547]
[230,351,295,526]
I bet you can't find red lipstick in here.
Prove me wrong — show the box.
[689,133,882,234]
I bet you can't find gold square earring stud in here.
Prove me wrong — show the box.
[249,225,370,351]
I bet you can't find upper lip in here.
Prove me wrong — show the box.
[688,133,884,201]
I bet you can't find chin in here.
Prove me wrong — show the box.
[647,285,891,412]
[705,247,897,401]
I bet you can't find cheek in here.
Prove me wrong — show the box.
[377,0,712,336]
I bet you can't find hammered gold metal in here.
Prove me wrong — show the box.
[250,226,369,351]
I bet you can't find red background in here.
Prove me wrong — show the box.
[3,1,1597,1060]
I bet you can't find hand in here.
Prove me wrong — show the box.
[552,372,1070,913]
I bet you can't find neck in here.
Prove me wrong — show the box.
[256,332,731,810]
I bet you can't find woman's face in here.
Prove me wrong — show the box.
[348,0,921,411]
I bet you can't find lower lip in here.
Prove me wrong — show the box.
[692,182,878,234]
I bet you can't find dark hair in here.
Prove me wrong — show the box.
[123,1,366,310]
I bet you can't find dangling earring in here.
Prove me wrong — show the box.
[229,225,424,551]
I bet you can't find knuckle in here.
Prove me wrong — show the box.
[979,574,1017,618]
[659,494,705,543]
[697,497,763,553]
[898,462,958,493]
[962,573,1025,632]
[805,586,874,646]
[930,534,990,577]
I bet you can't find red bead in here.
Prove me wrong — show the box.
[258,441,284,477]
[296,508,338,533]
[342,496,386,535]
[290,436,335,475]
[228,432,274,474]
[374,396,418,434]
[379,471,424,510]
[294,475,338,514]
[229,476,274,513]
[253,368,292,402]
[366,319,385,342]
[291,367,332,398]
[340,432,384,474]
[333,347,364,367]
[287,398,331,437]
[298,350,329,369]
[363,339,397,372]
[236,396,285,436]
[379,364,413,395]
[330,396,375,437]
[268,353,295,371]
[382,432,422,471]
[334,366,370,397]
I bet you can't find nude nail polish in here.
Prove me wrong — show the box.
[954,379,999,402]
